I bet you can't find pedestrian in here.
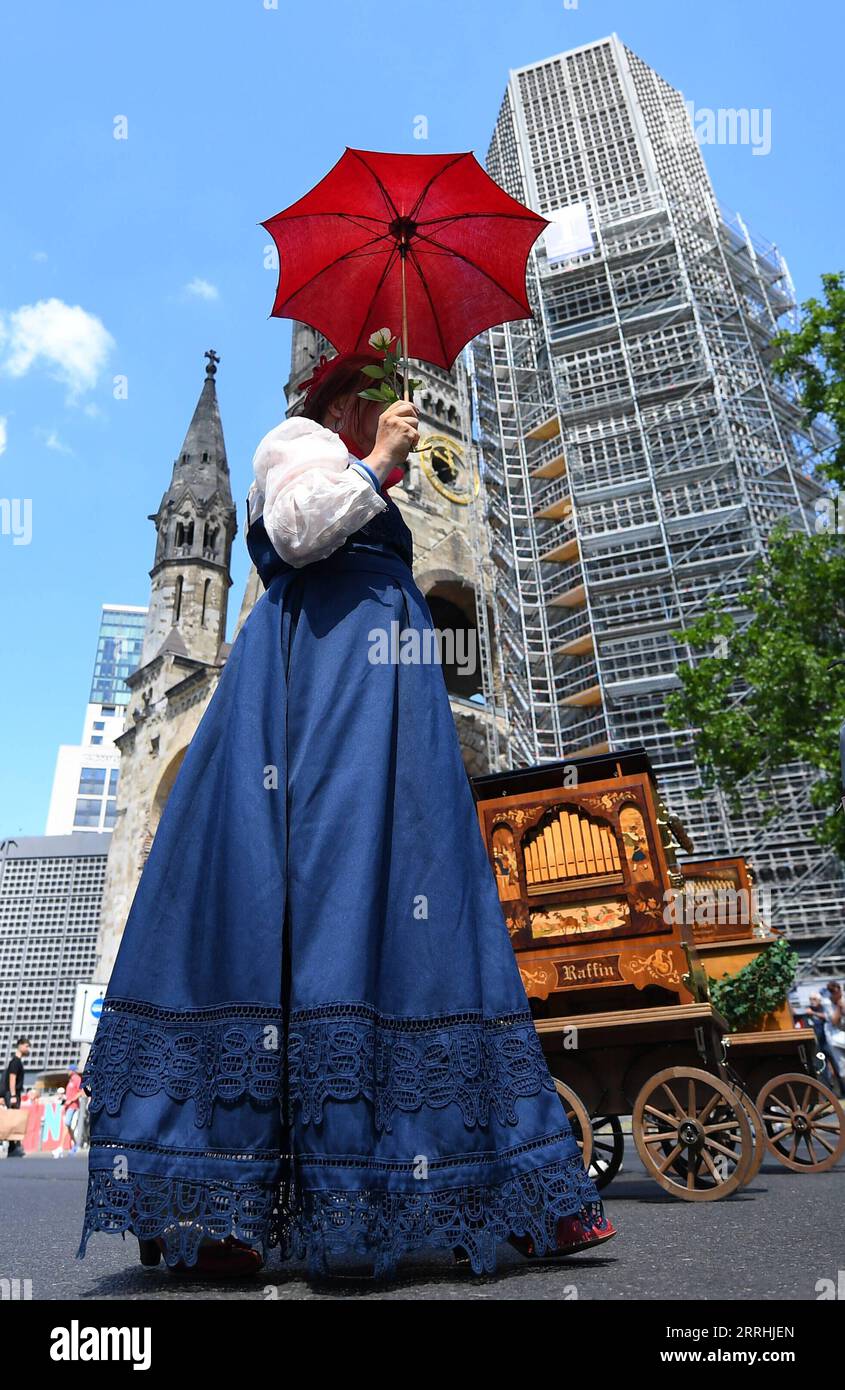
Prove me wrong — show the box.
[78,351,616,1280]
[807,993,842,1095]
[63,1065,83,1154]
[822,982,845,1088]
[75,1087,90,1153]
[2,1037,31,1157]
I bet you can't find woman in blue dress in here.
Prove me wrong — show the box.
[78,351,616,1279]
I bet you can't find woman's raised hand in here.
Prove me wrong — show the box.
[363,401,419,481]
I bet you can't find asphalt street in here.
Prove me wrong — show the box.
[3,1142,843,1302]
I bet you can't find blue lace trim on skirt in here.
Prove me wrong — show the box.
[79,998,607,1277]
[82,998,557,1130]
[77,1148,606,1278]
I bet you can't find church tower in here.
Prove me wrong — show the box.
[141,349,236,666]
[92,351,237,984]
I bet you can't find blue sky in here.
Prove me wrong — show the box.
[1,0,842,835]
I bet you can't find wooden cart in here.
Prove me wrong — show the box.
[472,748,759,1201]
[683,857,845,1174]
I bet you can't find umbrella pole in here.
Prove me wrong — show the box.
[400,248,410,403]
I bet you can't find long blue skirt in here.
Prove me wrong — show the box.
[78,537,605,1277]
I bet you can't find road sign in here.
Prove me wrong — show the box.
[71,983,107,1044]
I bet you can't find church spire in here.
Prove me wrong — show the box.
[141,351,237,667]
[166,348,232,508]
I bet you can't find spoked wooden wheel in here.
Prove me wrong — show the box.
[587,1115,624,1190]
[663,1087,766,1188]
[756,1073,845,1172]
[633,1066,752,1201]
[553,1079,594,1170]
[735,1091,767,1183]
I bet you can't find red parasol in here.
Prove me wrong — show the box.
[261,148,549,392]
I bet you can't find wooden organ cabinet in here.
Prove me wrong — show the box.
[473,748,705,1017]
[473,751,845,1193]
[681,857,761,945]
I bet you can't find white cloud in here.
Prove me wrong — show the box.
[185,277,219,301]
[0,298,114,398]
[0,417,7,456]
[35,426,72,454]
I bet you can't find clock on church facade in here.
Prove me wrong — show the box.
[416,433,480,506]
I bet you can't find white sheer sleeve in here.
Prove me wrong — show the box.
[248,417,387,568]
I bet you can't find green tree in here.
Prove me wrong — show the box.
[771,270,845,489]
[666,274,845,860]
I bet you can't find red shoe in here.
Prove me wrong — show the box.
[508,1210,617,1260]
[554,1212,617,1254]
[156,1235,264,1277]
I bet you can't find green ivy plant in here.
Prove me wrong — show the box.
[708,937,799,1033]
[359,327,423,405]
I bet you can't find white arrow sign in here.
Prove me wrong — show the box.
[71,983,107,1044]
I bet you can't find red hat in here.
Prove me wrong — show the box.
[297,349,407,423]
[296,352,338,399]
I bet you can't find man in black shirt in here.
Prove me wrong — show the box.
[2,1037,31,1156]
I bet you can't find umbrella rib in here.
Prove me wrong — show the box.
[271,210,543,227]
[408,152,472,221]
[416,211,549,226]
[349,240,403,354]
[266,211,388,224]
[347,150,401,222]
[405,241,451,365]
[411,226,534,310]
[276,230,394,306]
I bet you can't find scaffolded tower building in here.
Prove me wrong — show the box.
[470,35,843,949]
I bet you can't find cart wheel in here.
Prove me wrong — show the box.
[736,1091,767,1184]
[553,1079,594,1171]
[665,1087,765,1188]
[587,1114,625,1190]
[756,1073,845,1172]
[633,1066,752,1201]
[137,1238,162,1267]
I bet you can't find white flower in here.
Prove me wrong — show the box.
[368,327,394,351]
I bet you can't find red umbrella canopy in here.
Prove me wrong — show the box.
[261,147,549,372]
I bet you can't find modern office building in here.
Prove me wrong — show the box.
[0,833,109,1080]
[469,34,843,951]
[45,604,147,835]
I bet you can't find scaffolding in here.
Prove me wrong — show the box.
[470,35,844,954]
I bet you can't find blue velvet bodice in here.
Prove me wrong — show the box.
[245,492,414,589]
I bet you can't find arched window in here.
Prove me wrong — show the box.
[425,588,481,700]
[175,518,194,549]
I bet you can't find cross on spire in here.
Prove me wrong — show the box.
[205,348,220,378]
